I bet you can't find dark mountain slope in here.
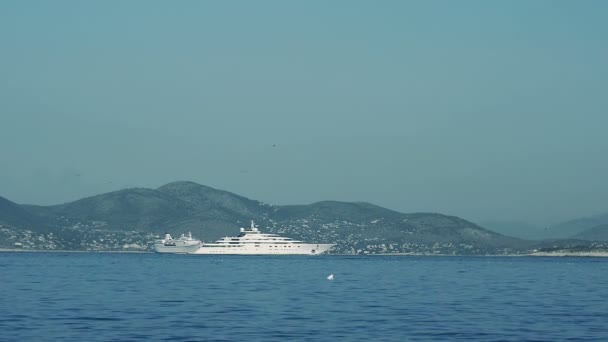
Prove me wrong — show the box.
[157,181,268,218]
[28,188,191,232]
[0,196,46,230]
[267,203,527,254]
[274,201,403,221]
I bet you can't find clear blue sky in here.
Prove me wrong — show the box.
[1,0,607,226]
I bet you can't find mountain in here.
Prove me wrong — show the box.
[0,181,528,254]
[547,212,608,239]
[270,202,527,254]
[25,188,190,232]
[0,196,48,231]
[157,181,266,218]
[572,224,608,241]
[478,221,550,240]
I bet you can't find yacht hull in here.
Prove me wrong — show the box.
[192,243,334,255]
[154,244,201,254]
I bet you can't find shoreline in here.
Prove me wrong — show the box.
[2,249,608,257]
[529,251,608,257]
[0,248,151,254]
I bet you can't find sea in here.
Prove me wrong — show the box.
[1,253,607,341]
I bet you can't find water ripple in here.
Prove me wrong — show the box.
[1,253,608,341]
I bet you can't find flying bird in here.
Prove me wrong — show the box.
[327,274,334,281]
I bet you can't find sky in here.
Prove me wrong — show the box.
[1,0,607,227]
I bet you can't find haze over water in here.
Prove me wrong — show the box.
[2,253,608,341]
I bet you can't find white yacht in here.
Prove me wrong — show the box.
[192,221,335,255]
[153,232,202,254]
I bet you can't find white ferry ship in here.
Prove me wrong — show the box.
[192,221,335,255]
[153,232,202,254]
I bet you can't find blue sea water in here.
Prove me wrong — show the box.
[1,253,607,341]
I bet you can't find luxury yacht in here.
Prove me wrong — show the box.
[192,221,335,255]
[153,232,202,254]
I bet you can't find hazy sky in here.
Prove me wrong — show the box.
[1,1,607,226]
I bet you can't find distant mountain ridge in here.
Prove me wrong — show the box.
[573,224,608,241]
[478,220,550,241]
[1,181,528,254]
[547,212,608,239]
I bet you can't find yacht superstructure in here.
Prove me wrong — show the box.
[153,232,202,254]
[193,221,334,255]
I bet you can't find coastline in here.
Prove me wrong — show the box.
[529,251,608,257]
[0,248,151,254]
[2,248,608,257]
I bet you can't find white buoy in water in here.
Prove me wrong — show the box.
[327,274,334,280]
